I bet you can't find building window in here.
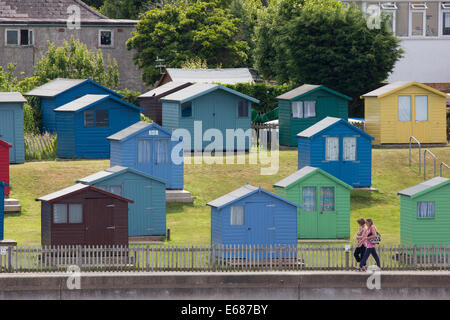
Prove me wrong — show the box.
[398,96,411,121]
[99,30,113,47]
[415,96,428,121]
[68,204,83,223]
[325,137,339,161]
[343,137,357,161]
[417,201,435,218]
[181,102,192,117]
[230,206,244,225]
[5,29,33,46]
[238,100,249,118]
[84,110,95,127]
[302,187,317,212]
[381,2,397,33]
[53,204,68,224]
[138,140,153,163]
[108,186,122,196]
[443,10,450,35]
[409,3,427,37]
[155,139,170,164]
[96,110,109,127]
[320,187,335,212]
[304,101,316,118]
[292,101,303,118]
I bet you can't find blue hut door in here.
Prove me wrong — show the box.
[246,202,274,246]
[154,138,171,183]
[323,136,341,181]
[341,136,359,186]
[0,111,15,163]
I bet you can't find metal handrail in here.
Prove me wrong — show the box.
[440,162,450,177]
[409,136,421,172]
[424,149,437,180]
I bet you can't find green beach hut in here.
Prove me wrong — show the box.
[398,177,450,247]
[277,84,351,146]
[274,166,353,239]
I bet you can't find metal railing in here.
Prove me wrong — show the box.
[424,149,437,180]
[409,136,421,172]
[440,162,450,177]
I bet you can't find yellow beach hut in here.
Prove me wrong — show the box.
[362,81,448,145]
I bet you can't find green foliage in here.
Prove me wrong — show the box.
[116,89,142,106]
[24,132,57,161]
[100,0,148,19]
[127,0,250,85]
[181,57,209,69]
[140,113,153,123]
[23,104,40,135]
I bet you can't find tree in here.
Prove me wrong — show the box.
[255,0,403,111]
[99,0,148,19]
[127,0,249,85]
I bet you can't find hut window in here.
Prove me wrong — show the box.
[398,96,411,121]
[320,187,335,212]
[304,101,316,118]
[69,204,83,223]
[230,206,244,225]
[302,187,317,212]
[84,111,95,127]
[325,137,339,161]
[138,140,153,163]
[96,110,109,127]
[155,139,170,164]
[343,137,357,161]
[292,101,303,118]
[53,204,68,224]
[109,185,123,196]
[414,96,428,121]
[238,100,249,118]
[417,202,435,218]
[181,102,192,117]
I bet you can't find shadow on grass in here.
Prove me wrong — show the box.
[166,202,197,214]
[350,191,393,209]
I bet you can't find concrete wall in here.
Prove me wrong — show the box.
[0,25,147,92]
[0,272,449,300]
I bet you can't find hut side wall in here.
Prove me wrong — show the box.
[0,144,10,195]
[56,113,76,159]
[0,102,25,164]
[0,184,4,240]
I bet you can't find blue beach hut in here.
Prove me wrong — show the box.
[0,181,8,240]
[107,122,184,190]
[77,166,167,238]
[54,94,142,159]
[25,78,123,133]
[297,117,374,188]
[0,92,26,164]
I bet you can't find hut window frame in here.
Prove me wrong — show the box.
[108,185,123,197]
[414,95,428,122]
[343,137,357,161]
[325,137,339,161]
[53,204,68,224]
[53,203,83,224]
[181,101,192,118]
[320,187,335,212]
[95,110,109,127]
[417,201,435,219]
[302,186,317,212]
[303,101,316,118]
[84,110,95,127]
[291,101,303,118]
[230,206,244,226]
[68,204,83,224]
[137,139,153,164]
[238,100,249,118]
[398,96,412,122]
[155,139,170,164]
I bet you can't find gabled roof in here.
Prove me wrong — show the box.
[0,139,12,149]
[54,94,143,113]
[36,183,133,203]
[277,84,352,101]
[207,184,300,209]
[107,121,181,142]
[160,83,260,104]
[297,117,374,140]
[139,82,192,99]
[0,92,27,103]
[362,81,448,99]
[77,166,168,186]
[158,68,259,86]
[273,166,353,190]
[398,177,450,199]
[24,78,123,98]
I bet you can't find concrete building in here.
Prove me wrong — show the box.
[0,0,146,91]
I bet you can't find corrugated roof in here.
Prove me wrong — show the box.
[398,177,450,197]
[207,184,258,208]
[107,121,152,141]
[297,117,341,138]
[25,78,87,97]
[164,68,256,85]
[276,84,320,100]
[0,92,27,103]
[37,183,88,202]
[139,82,192,98]
[54,94,108,112]
[273,166,318,188]
[362,81,410,97]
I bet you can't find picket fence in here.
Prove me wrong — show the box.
[24,132,57,160]
[1,244,449,273]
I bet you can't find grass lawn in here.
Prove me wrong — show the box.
[6,147,450,246]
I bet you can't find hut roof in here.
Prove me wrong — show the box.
[276,84,351,101]
[54,94,142,113]
[0,140,12,149]
[0,92,27,103]
[77,166,168,185]
[139,82,192,98]
[362,81,448,98]
[107,121,179,142]
[398,177,450,199]
[157,68,259,86]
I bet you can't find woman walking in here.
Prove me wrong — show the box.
[353,218,366,266]
[359,218,381,271]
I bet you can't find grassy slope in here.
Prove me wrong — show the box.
[6,148,450,246]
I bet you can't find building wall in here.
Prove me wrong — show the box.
[0,102,25,164]
[0,25,147,92]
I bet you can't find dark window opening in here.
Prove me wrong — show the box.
[238,100,249,118]
[181,102,192,117]
[444,12,450,35]
[96,110,109,127]
[100,30,112,46]
[84,111,95,127]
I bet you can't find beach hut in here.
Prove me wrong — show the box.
[398,177,450,247]
[160,84,259,151]
[297,117,374,188]
[25,78,123,133]
[0,140,11,196]
[37,184,132,246]
[277,84,351,147]
[274,166,352,239]
[362,81,448,145]
[54,94,142,159]
[108,122,184,190]
[0,181,7,240]
[0,92,26,164]
[207,185,299,249]
[139,81,192,125]
[77,166,167,238]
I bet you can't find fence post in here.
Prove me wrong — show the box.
[344,245,350,270]
[77,245,82,267]
[413,245,417,268]
[211,245,216,272]
[1,240,17,273]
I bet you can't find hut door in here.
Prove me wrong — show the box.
[246,202,274,246]
[299,186,318,238]
[85,198,115,245]
[153,138,171,183]
[317,187,337,238]
[0,111,15,163]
